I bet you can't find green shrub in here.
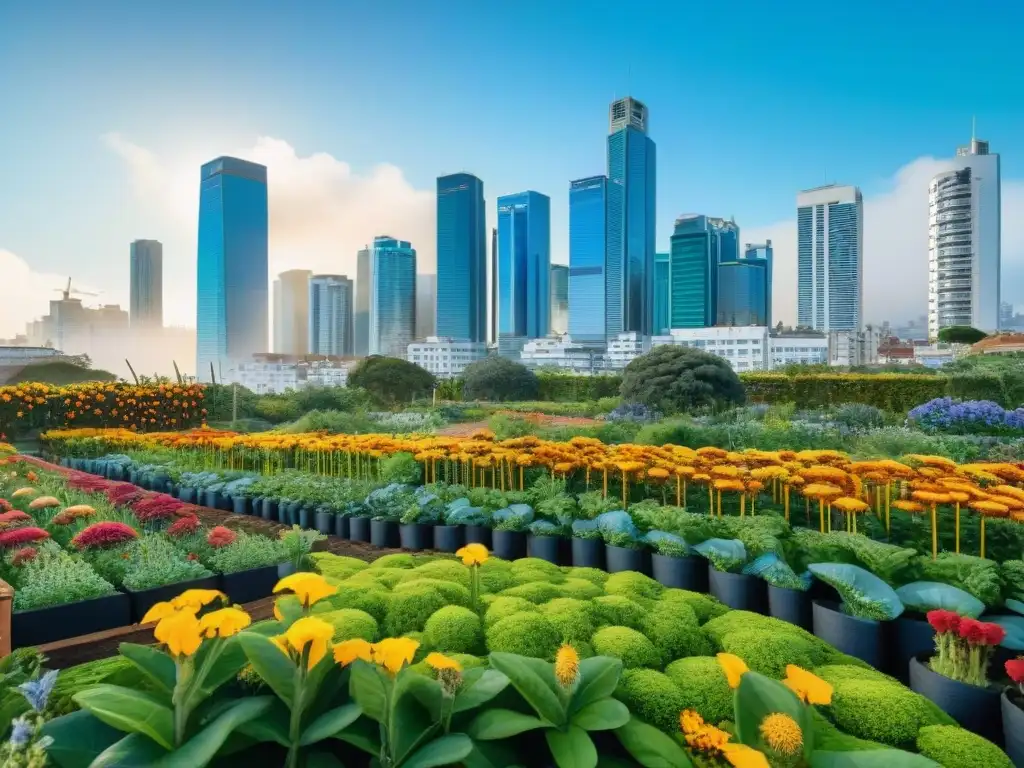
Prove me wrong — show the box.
[591,595,649,630]
[659,589,728,624]
[370,553,417,570]
[621,346,745,414]
[591,626,660,669]
[501,581,565,604]
[311,553,368,578]
[566,567,610,587]
[719,629,817,678]
[915,725,1012,768]
[614,669,688,732]
[423,606,483,654]
[483,596,538,627]
[315,584,390,622]
[915,553,1003,607]
[663,657,733,724]
[409,652,487,677]
[393,578,471,606]
[348,569,405,589]
[319,608,378,642]
[51,656,148,715]
[642,611,712,665]
[829,679,952,747]
[478,559,517,592]
[703,610,813,647]
[539,598,596,643]
[485,612,562,659]
[462,356,539,401]
[813,664,899,685]
[383,586,449,636]
[558,578,605,600]
[809,709,888,753]
[510,557,563,580]
[406,559,470,586]
[604,571,664,602]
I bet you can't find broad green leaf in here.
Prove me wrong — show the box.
[151,696,273,767]
[73,685,175,751]
[89,732,169,767]
[734,672,812,757]
[453,668,510,714]
[401,733,475,768]
[808,563,904,620]
[304,753,347,768]
[811,750,941,767]
[236,632,297,707]
[488,652,565,726]
[331,714,380,755]
[391,671,442,765]
[184,637,249,710]
[546,725,597,768]
[1006,598,1024,616]
[460,740,520,768]
[895,582,984,618]
[468,708,549,739]
[399,668,445,722]
[236,700,291,747]
[615,717,692,768]
[570,656,622,715]
[572,699,630,731]
[118,643,176,697]
[39,711,123,768]
[348,660,389,724]
[300,702,361,746]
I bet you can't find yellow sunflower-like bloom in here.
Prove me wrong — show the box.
[554,644,580,688]
[759,712,803,756]
[372,637,420,675]
[720,743,770,768]
[284,616,335,669]
[171,588,227,612]
[334,638,374,666]
[455,543,489,566]
[154,609,203,657]
[273,573,337,609]
[716,652,749,689]
[141,600,185,624]
[425,652,463,672]
[198,607,251,638]
[782,665,833,705]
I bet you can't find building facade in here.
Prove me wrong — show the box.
[129,239,163,329]
[770,332,830,367]
[652,326,769,373]
[230,354,354,394]
[308,274,353,356]
[717,259,768,326]
[406,336,489,378]
[369,236,417,358]
[568,175,608,344]
[354,246,371,357]
[496,191,551,355]
[550,264,569,335]
[416,273,436,341]
[669,215,738,328]
[927,137,1001,340]
[744,240,773,328]
[519,335,612,373]
[653,252,670,335]
[273,269,311,355]
[196,157,269,381]
[828,326,880,367]
[436,173,487,342]
[606,97,656,336]
[797,184,863,332]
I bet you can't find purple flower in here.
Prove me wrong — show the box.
[17,669,57,713]
[8,716,33,747]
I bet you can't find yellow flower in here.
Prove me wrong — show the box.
[759,713,803,756]
[679,709,705,735]
[154,609,203,657]
[455,543,489,566]
[273,573,337,609]
[717,653,749,689]
[554,644,580,687]
[284,616,335,669]
[198,607,251,638]
[425,652,463,672]
[270,634,290,657]
[28,495,60,510]
[782,665,833,705]
[11,487,36,498]
[372,637,420,675]
[171,589,227,612]
[141,600,183,624]
[720,743,770,768]
[274,601,284,621]
[334,638,374,666]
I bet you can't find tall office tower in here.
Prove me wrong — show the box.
[436,173,486,341]
[653,252,670,334]
[308,274,353,356]
[669,215,739,328]
[196,157,269,381]
[129,240,163,329]
[568,175,608,345]
[369,236,417,358]
[416,273,436,340]
[550,264,569,334]
[490,227,497,344]
[606,97,656,336]
[717,259,768,326]
[354,246,371,356]
[797,184,863,332]
[273,269,311,354]
[744,240,774,328]
[927,136,1001,340]
[496,191,551,355]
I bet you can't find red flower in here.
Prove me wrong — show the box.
[132,494,184,523]
[187,552,199,561]
[982,622,1006,647]
[11,546,37,566]
[0,510,31,525]
[0,527,49,547]
[70,521,139,550]
[206,526,236,548]
[1007,658,1024,683]
[0,499,12,512]
[167,514,201,538]
[927,609,961,634]
[957,617,988,645]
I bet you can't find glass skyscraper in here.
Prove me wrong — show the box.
[196,157,268,382]
[606,97,656,336]
[354,246,371,356]
[744,240,773,328]
[797,185,863,332]
[568,176,607,345]
[717,260,767,326]
[129,239,163,329]
[497,191,550,355]
[436,173,486,342]
[273,269,311,355]
[653,252,669,334]
[309,274,353,356]
[550,264,569,335]
[369,236,416,358]
[669,215,739,328]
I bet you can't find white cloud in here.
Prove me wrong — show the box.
[0,250,76,338]
[745,159,1024,327]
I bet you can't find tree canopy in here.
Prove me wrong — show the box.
[619,345,745,414]
[937,326,988,345]
[347,356,435,406]
[462,356,539,402]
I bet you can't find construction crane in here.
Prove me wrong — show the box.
[54,277,100,301]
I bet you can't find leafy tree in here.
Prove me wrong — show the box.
[347,356,435,406]
[462,356,539,402]
[620,345,745,415]
[937,326,988,344]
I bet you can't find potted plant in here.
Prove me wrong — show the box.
[893,581,986,683]
[313,504,336,535]
[349,510,372,542]
[757,556,814,630]
[526,519,569,565]
[808,562,904,672]
[490,504,532,560]
[121,536,219,622]
[646,532,706,591]
[604,530,649,574]
[433,501,474,552]
[909,610,1005,743]
[398,499,438,551]
[210,530,290,604]
[571,520,605,569]
[695,538,767,613]
[1004,658,1024,766]
[278,525,325,574]
[224,477,256,516]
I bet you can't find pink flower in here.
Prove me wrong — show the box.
[11,546,37,566]
[70,521,139,550]
[0,527,50,547]
[132,494,184,523]
[957,618,987,645]
[167,515,201,538]
[206,526,236,548]
[0,510,31,525]
[982,622,1006,647]
[927,609,961,635]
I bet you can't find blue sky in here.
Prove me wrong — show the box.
[1,0,1022,337]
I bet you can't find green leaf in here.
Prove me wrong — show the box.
[89,733,169,767]
[152,696,274,767]
[894,582,985,618]
[73,684,175,751]
[808,563,904,620]
[546,725,597,768]
[488,652,565,726]
[39,711,124,768]
[469,708,549,739]
[236,701,292,747]
[236,632,297,707]
[118,643,177,697]
[811,750,941,767]
[304,753,347,768]
[572,699,630,731]
[570,656,622,715]
[401,733,475,768]
[184,637,249,711]
[300,702,361,746]
[452,668,510,714]
[391,671,443,765]
[348,659,389,724]
[614,717,692,768]
[733,672,812,756]
[331,714,380,755]
[460,741,520,768]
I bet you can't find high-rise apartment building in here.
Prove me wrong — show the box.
[129,240,163,329]
[416,273,436,340]
[653,252,670,335]
[497,191,550,355]
[490,227,498,344]
[550,264,569,335]
[797,185,863,332]
[717,259,768,326]
[308,274,353,356]
[354,246,371,356]
[568,176,608,345]
[436,173,487,342]
[606,97,656,336]
[927,136,1001,339]
[744,240,774,328]
[669,215,739,328]
[196,157,269,381]
[369,236,417,358]
[273,269,311,355]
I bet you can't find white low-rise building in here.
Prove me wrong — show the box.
[407,337,489,378]
[652,327,770,372]
[519,335,612,373]
[828,327,881,367]
[228,355,356,394]
[770,333,829,367]
[606,332,650,368]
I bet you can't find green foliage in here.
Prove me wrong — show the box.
[590,627,661,668]
[660,589,730,624]
[591,595,650,630]
[315,583,390,622]
[406,559,471,586]
[620,345,746,415]
[501,581,565,604]
[485,612,562,659]
[423,605,483,653]
[393,578,471,606]
[742,373,948,411]
[538,598,597,643]
[379,452,423,484]
[604,571,664,602]
[613,668,688,732]
[462,357,539,402]
[347,355,436,406]
[383,585,449,636]
[641,607,712,664]
[318,608,379,642]
[937,326,987,345]
[483,596,538,627]
[566,566,610,587]
[6,360,116,386]
[913,553,1004,607]
[12,550,117,611]
[915,725,1012,768]
[49,656,148,716]
[827,678,953,748]
[663,656,734,724]
[208,531,289,574]
[312,553,369,581]
[719,629,818,678]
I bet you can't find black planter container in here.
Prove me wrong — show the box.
[334,515,349,539]
[218,493,234,512]
[250,497,262,516]
[178,487,197,504]
[370,519,399,548]
[652,553,708,592]
[909,654,1002,744]
[768,585,812,630]
[1001,692,1024,767]
[605,544,650,575]
[202,489,218,509]
[315,511,335,535]
[893,615,936,682]
[709,568,768,613]
[221,565,283,605]
[399,523,433,550]
[492,530,527,560]
[527,534,564,565]
[261,498,278,521]
[572,537,605,569]
[464,525,492,548]
[433,525,464,553]
[350,516,371,543]
[231,496,248,516]
[812,600,889,672]
[297,507,312,529]
[127,575,222,623]
[13,592,132,648]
